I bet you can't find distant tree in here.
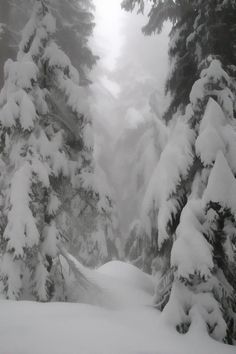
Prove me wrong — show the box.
[63,163,123,269]
[51,0,98,85]
[124,219,153,273]
[122,0,236,121]
[123,113,168,273]
[121,0,197,121]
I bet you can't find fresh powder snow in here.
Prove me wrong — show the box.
[0,260,235,354]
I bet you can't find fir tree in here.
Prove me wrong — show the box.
[0,0,104,301]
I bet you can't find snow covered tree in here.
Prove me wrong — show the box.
[124,219,153,273]
[0,0,26,85]
[122,0,197,121]
[64,162,123,269]
[123,112,168,272]
[122,0,236,121]
[141,61,236,344]
[0,0,98,87]
[51,0,97,85]
[167,58,236,343]
[0,0,104,301]
[123,0,236,343]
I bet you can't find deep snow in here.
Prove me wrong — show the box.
[0,261,235,354]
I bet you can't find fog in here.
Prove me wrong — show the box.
[90,0,170,236]
[0,1,170,238]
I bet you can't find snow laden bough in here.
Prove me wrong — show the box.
[0,0,112,301]
[152,59,236,343]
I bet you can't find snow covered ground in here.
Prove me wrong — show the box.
[0,261,235,354]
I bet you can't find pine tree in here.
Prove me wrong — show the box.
[0,0,100,301]
[123,0,236,342]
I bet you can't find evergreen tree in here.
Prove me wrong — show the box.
[125,219,153,273]
[123,0,236,342]
[0,0,98,87]
[51,0,98,85]
[122,0,197,121]
[123,112,168,273]
[0,0,106,301]
[64,162,123,268]
[0,0,26,85]
[122,0,236,121]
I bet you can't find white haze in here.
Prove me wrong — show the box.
[91,0,169,134]
[90,0,170,236]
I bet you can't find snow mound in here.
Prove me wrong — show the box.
[97,260,155,295]
[60,252,153,308]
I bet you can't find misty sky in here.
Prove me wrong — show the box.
[91,0,170,134]
[90,0,170,235]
